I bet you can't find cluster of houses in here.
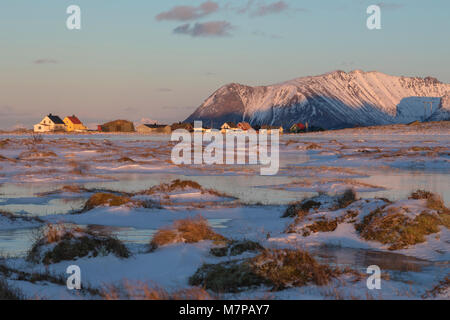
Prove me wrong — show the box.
[33,114,312,134]
[34,114,88,133]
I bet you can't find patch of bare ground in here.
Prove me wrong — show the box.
[149,216,228,251]
[27,223,130,265]
[189,248,338,293]
[102,281,216,300]
[356,191,449,250]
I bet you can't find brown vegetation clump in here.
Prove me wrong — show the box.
[67,160,90,175]
[189,248,335,293]
[117,157,135,163]
[150,216,227,251]
[409,190,449,214]
[335,188,357,209]
[251,249,334,290]
[18,149,57,160]
[356,194,450,250]
[102,281,215,300]
[282,199,321,218]
[144,179,203,194]
[83,193,134,211]
[306,143,321,150]
[210,240,264,257]
[27,223,129,265]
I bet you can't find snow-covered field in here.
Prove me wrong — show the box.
[0,124,449,300]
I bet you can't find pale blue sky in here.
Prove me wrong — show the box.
[1,0,449,129]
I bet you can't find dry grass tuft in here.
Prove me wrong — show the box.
[102,281,215,300]
[83,193,134,211]
[335,188,357,209]
[306,143,321,150]
[251,249,334,290]
[27,223,130,264]
[150,216,227,250]
[190,248,336,293]
[356,199,449,250]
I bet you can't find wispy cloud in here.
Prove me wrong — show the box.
[173,21,233,37]
[33,58,58,65]
[156,1,219,21]
[232,0,296,17]
[252,1,289,17]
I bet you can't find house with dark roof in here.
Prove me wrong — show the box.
[220,122,238,133]
[33,114,66,133]
[63,115,88,132]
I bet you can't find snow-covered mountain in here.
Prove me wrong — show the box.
[185,70,450,129]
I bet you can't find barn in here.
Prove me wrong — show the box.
[100,120,135,132]
[137,124,172,134]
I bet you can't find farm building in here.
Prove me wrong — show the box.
[237,122,254,131]
[100,120,135,132]
[260,125,284,134]
[290,123,307,133]
[63,115,88,132]
[220,122,238,133]
[136,124,172,134]
[33,114,66,133]
[171,123,194,132]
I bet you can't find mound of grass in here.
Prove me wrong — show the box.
[306,143,321,150]
[251,249,334,290]
[83,193,134,211]
[27,224,129,264]
[282,200,321,218]
[145,180,203,194]
[410,190,449,214]
[356,202,449,250]
[0,278,24,300]
[335,188,357,209]
[81,192,158,212]
[150,216,227,251]
[18,149,57,159]
[189,261,269,294]
[210,240,264,257]
[190,248,335,293]
[117,157,135,163]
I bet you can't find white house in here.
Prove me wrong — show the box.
[33,114,66,133]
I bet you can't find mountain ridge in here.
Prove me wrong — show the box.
[185,70,450,129]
